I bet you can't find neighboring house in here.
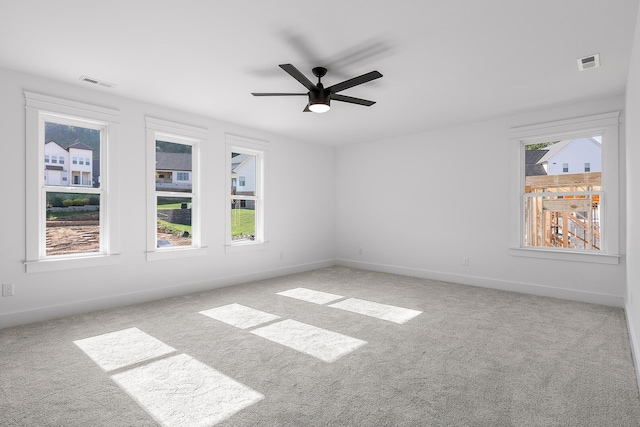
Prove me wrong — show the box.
[44,141,94,187]
[525,149,548,177]
[69,143,93,186]
[156,152,192,191]
[536,137,602,175]
[231,153,256,208]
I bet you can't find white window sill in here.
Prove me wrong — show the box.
[225,241,269,254]
[146,246,208,261]
[509,247,620,264]
[25,253,121,273]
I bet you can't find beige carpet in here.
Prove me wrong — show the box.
[1,266,639,426]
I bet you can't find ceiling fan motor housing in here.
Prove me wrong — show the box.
[309,83,331,108]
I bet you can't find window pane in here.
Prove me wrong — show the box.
[231,200,255,241]
[157,196,192,247]
[231,152,256,196]
[156,141,192,192]
[44,122,100,188]
[524,137,602,187]
[45,192,100,256]
[524,194,601,250]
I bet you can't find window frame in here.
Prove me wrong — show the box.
[509,111,620,264]
[145,117,207,261]
[24,91,121,273]
[225,134,269,253]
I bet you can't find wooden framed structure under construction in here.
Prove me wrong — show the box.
[524,171,601,250]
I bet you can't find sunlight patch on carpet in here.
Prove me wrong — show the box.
[199,303,281,329]
[111,354,264,427]
[329,298,422,324]
[276,287,344,304]
[250,319,366,362]
[73,327,175,372]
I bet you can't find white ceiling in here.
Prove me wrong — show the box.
[0,1,638,146]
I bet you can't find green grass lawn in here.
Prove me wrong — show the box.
[156,208,254,237]
[157,219,192,235]
[231,208,255,237]
[157,202,188,210]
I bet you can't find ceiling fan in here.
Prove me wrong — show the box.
[252,64,383,113]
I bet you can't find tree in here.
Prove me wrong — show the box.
[526,141,558,150]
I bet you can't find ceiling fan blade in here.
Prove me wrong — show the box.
[252,93,307,96]
[303,103,311,112]
[327,70,383,93]
[332,94,376,106]
[279,64,317,91]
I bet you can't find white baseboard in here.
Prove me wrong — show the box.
[625,301,640,394]
[0,259,336,329]
[337,258,625,307]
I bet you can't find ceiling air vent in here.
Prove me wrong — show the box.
[79,75,116,88]
[577,54,600,71]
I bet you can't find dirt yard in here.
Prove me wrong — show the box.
[46,212,191,255]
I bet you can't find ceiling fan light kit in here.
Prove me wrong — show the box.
[308,71,331,113]
[252,63,382,113]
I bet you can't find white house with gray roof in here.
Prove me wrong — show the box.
[44,141,94,187]
[231,153,256,196]
[536,137,602,175]
[155,152,192,191]
[231,153,256,209]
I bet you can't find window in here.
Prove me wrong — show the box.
[59,156,64,165]
[524,138,601,251]
[510,112,620,264]
[225,134,268,251]
[51,156,57,164]
[146,117,206,260]
[25,92,120,272]
[44,154,50,163]
[86,157,91,166]
[79,158,84,165]
[72,156,78,164]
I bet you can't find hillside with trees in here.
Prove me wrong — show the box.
[45,122,100,159]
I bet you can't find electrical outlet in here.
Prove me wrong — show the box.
[2,283,14,297]
[462,257,470,266]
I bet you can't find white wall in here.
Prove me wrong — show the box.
[625,2,640,387]
[337,95,626,305]
[0,67,336,328]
